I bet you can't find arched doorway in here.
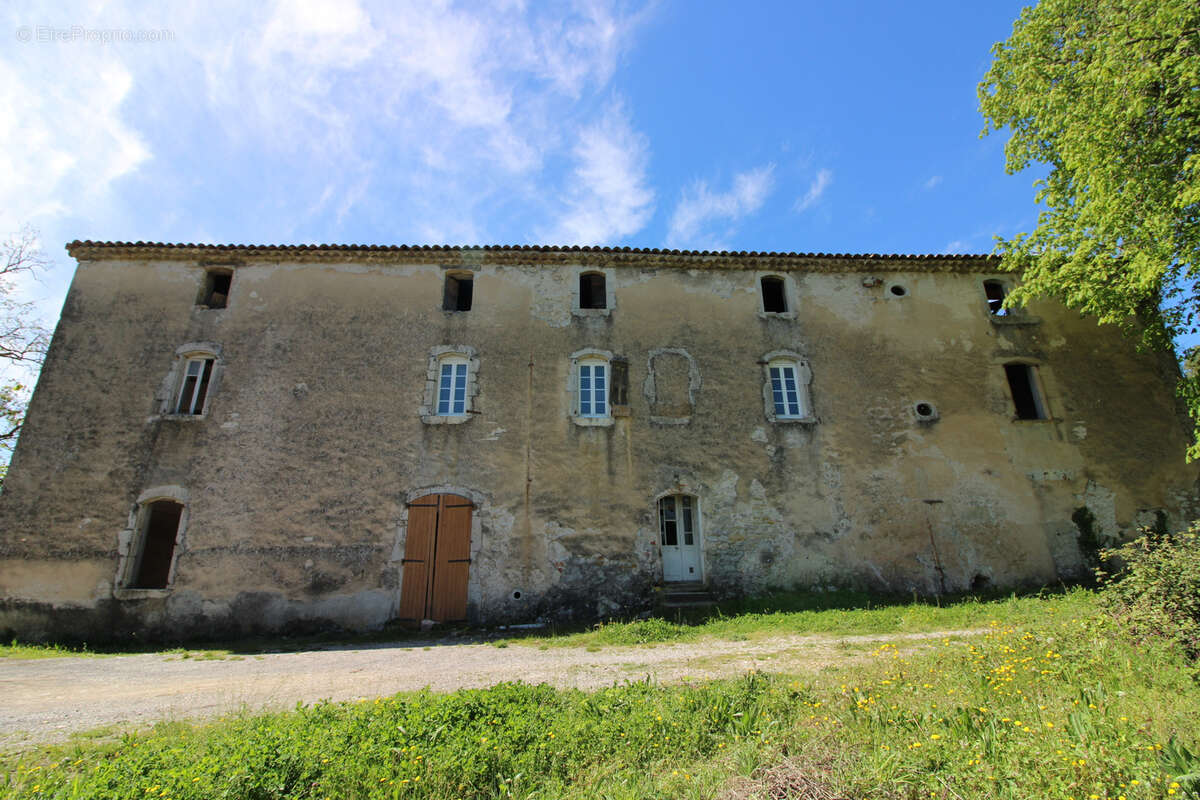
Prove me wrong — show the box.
[398,493,473,622]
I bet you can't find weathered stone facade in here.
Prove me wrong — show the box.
[0,242,1196,641]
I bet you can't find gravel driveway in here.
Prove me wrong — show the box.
[0,630,972,751]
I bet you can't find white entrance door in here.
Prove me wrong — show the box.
[659,495,702,582]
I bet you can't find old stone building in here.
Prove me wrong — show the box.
[0,241,1195,641]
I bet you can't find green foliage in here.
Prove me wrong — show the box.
[1099,526,1200,660]
[979,0,1200,453]
[515,588,1098,649]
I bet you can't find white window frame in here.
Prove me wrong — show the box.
[568,348,615,427]
[761,350,815,424]
[420,346,479,424]
[436,357,470,417]
[578,359,609,418]
[175,357,215,415]
[161,342,222,419]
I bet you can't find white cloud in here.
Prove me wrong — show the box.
[0,9,150,237]
[665,164,775,250]
[540,102,655,246]
[794,169,832,213]
[924,175,943,190]
[942,240,969,254]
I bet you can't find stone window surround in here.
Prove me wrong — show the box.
[761,349,816,424]
[113,485,190,600]
[642,346,702,426]
[568,348,615,427]
[756,271,797,319]
[982,277,1041,326]
[999,357,1054,422]
[420,345,480,424]
[159,342,223,420]
[571,267,615,318]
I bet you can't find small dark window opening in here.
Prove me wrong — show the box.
[890,284,907,297]
[130,500,183,589]
[175,358,215,415]
[610,357,629,407]
[984,280,1007,315]
[579,272,607,309]
[443,273,473,311]
[1004,363,1047,420]
[202,271,232,309]
[761,276,787,313]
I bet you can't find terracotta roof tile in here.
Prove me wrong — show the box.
[64,241,1000,272]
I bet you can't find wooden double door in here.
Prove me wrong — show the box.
[398,493,473,622]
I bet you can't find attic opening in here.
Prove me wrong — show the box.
[761,276,787,313]
[984,280,1008,315]
[1004,363,1048,420]
[579,272,607,309]
[443,272,473,312]
[201,270,232,309]
[128,500,183,589]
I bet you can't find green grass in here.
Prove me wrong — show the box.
[3,589,1199,799]
[0,640,103,660]
[499,587,1101,648]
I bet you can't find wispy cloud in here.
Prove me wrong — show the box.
[924,175,943,190]
[942,240,969,254]
[540,102,655,245]
[794,169,832,213]
[665,164,775,250]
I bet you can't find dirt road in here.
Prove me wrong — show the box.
[0,630,971,751]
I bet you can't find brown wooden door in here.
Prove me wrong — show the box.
[398,493,472,622]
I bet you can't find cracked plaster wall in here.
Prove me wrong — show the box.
[1,254,1197,641]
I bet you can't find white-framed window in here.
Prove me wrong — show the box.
[578,359,608,418]
[568,348,615,426]
[420,346,479,424]
[769,362,804,418]
[175,357,215,415]
[761,350,815,424]
[161,343,221,418]
[436,357,470,416]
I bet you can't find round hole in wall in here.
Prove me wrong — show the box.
[512,590,522,600]
[890,284,908,297]
[915,402,934,417]
[914,401,939,421]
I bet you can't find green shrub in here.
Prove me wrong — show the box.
[1098,525,1200,660]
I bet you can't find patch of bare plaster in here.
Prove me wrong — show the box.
[821,463,842,491]
[479,427,506,441]
[644,348,702,424]
[750,426,768,443]
[526,267,575,328]
[1077,481,1120,544]
[1071,422,1087,441]
[680,270,737,298]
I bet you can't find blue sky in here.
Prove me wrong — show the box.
[2,0,1039,328]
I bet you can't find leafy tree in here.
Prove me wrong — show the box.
[0,227,51,474]
[979,0,1200,452]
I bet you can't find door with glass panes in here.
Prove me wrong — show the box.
[658,494,702,582]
